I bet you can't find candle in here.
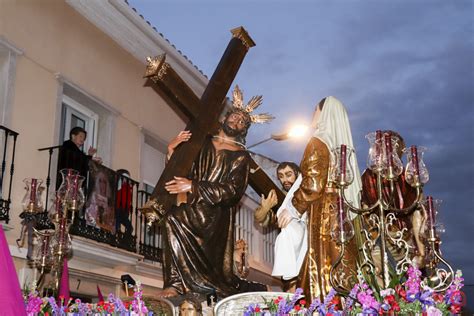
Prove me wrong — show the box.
[29,178,38,204]
[411,146,420,176]
[41,235,50,257]
[340,144,347,182]
[375,130,382,163]
[59,218,67,245]
[337,196,345,226]
[65,169,76,193]
[384,133,394,168]
[71,174,79,200]
[427,196,435,229]
[55,196,63,219]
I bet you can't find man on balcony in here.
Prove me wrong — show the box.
[57,126,102,184]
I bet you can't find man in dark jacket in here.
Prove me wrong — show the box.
[57,127,101,186]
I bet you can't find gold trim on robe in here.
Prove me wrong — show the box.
[292,137,358,301]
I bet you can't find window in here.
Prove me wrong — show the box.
[140,131,167,190]
[143,182,155,195]
[56,79,119,166]
[61,95,98,151]
[0,37,22,126]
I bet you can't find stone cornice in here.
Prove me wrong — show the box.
[65,0,207,95]
[72,236,144,267]
[0,36,24,55]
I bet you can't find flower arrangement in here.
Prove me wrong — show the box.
[244,264,465,316]
[244,288,311,316]
[25,282,153,316]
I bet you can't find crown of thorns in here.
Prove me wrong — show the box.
[231,85,274,124]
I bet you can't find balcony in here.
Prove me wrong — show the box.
[0,125,19,224]
[37,146,163,265]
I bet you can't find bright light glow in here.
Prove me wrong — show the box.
[287,124,308,138]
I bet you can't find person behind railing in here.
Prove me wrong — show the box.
[57,126,102,187]
[115,169,133,237]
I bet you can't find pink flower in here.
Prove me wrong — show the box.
[405,265,422,301]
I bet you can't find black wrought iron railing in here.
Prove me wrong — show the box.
[38,145,163,263]
[0,126,19,224]
[137,190,162,262]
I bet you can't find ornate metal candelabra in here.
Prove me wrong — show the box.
[17,178,45,259]
[329,131,453,294]
[23,169,85,292]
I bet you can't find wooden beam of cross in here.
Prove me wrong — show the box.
[248,158,285,208]
[143,27,285,214]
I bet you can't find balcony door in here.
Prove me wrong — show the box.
[61,95,98,151]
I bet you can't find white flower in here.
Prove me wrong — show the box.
[426,305,442,316]
[380,288,395,297]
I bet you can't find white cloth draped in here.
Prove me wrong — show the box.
[313,96,362,215]
[271,175,307,280]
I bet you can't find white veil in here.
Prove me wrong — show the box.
[314,96,362,213]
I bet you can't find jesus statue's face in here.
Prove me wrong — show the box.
[222,111,249,138]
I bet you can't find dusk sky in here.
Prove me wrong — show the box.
[129,0,473,290]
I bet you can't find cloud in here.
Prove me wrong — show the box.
[131,0,474,281]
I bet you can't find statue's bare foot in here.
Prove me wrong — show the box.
[156,287,179,298]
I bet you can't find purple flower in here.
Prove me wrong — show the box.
[380,302,391,311]
[405,264,422,299]
[131,282,148,313]
[108,293,128,312]
[323,288,336,307]
[244,303,261,316]
[344,283,359,312]
[357,287,380,312]
[306,298,321,316]
[288,288,303,308]
[277,298,287,314]
[419,288,435,308]
[48,296,60,314]
[445,270,465,304]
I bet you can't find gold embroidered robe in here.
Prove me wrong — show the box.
[292,137,358,301]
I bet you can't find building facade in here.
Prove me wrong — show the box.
[0,0,279,300]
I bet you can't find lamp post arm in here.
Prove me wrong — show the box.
[247,136,273,149]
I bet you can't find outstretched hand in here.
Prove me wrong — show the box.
[88,146,97,155]
[165,176,192,194]
[278,208,293,228]
[92,156,103,165]
[262,189,278,210]
[167,130,191,159]
[255,189,278,223]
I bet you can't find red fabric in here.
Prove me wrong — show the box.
[0,226,27,315]
[116,182,133,211]
[58,258,70,301]
[361,169,417,209]
[97,285,104,302]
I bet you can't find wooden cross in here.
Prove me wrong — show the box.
[143,27,284,217]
